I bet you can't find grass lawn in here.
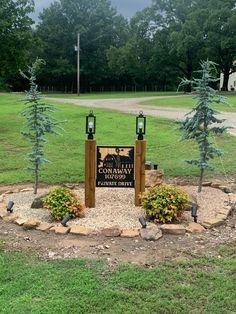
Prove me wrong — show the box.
[142,93,236,112]
[0,93,236,184]
[0,91,183,100]
[0,244,235,314]
[43,91,183,99]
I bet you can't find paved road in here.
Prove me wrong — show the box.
[47,96,236,136]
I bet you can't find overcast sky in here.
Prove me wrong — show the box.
[33,0,152,20]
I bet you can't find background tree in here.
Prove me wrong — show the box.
[21,59,61,194]
[202,0,236,91]
[179,60,228,192]
[36,0,128,92]
[0,0,34,90]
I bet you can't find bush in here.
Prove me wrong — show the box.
[43,187,85,221]
[141,184,189,223]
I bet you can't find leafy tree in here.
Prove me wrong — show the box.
[36,0,128,91]
[179,60,228,192]
[0,0,34,89]
[21,59,61,194]
[202,0,236,91]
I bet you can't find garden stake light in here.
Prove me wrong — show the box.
[139,216,147,228]
[86,111,96,139]
[136,111,146,140]
[61,214,71,227]
[7,201,14,213]
[191,204,198,223]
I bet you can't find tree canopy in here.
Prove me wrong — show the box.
[1,0,236,91]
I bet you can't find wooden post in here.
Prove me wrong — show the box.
[135,139,146,206]
[85,139,96,207]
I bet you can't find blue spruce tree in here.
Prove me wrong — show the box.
[21,59,61,194]
[179,60,228,192]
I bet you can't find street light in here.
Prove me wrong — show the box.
[86,111,96,139]
[136,111,146,140]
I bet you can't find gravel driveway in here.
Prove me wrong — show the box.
[47,96,236,136]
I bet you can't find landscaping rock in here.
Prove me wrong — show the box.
[31,193,47,209]
[160,224,186,235]
[20,188,34,192]
[186,222,205,233]
[36,223,54,231]
[3,214,19,223]
[228,218,236,228]
[70,225,93,236]
[215,214,227,221]
[51,226,71,234]
[101,226,121,237]
[121,229,140,238]
[219,186,231,193]
[15,218,27,226]
[201,218,225,229]
[217,207,232,216]
[3,190,13,195]
[23,219,40,229]
[202,181,212,187]
[140,224,162,241]
[0,202,6,210]
[211,181,222,188]
[0,208,7,219]
[145,170,164,188]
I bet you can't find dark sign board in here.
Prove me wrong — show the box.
[96,146,134,188]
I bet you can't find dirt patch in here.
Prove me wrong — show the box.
[0,218,235,265]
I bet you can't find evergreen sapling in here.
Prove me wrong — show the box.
[179,60,228,192]
[21,59,62,194]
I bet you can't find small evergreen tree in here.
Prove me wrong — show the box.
[21,59,61,194]
[179,60,228,192]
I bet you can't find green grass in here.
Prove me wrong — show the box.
[0,244,235,313]
[43,91,183,99]
[1,93,236,184]
[142,93,236,112]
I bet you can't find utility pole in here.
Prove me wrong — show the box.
[77,33,80,96]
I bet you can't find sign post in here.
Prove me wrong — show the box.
[135,139,146,206]
[85,111,96,208]
[85,139,96,207]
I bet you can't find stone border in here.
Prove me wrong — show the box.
[0,185,235,240]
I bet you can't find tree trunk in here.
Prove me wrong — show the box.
[222,67,230,91]
[34,162,39,194]
[198,168,204,193]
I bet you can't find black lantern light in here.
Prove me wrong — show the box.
[86,111,96,139]
[136,111,146,140]
[61,214,71,227]
[7,201,14,213]
[139,216,147,228]
[191,204,198,223]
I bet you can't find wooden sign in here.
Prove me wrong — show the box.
[96,146,134,188]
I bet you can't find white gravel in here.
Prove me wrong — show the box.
[4,186,229,230]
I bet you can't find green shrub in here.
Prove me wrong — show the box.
[141,184,189,223]
[43,187,85,221]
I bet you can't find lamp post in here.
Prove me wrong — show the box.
[85,111,96,208]
[135,111,146,206]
